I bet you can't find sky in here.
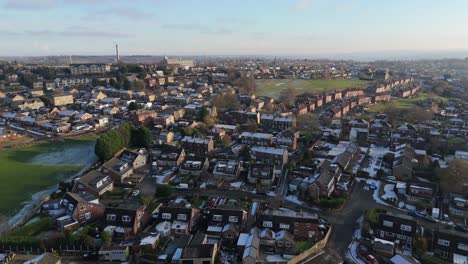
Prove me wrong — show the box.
[1,0,468,57]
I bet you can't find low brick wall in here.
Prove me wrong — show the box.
[288,226,332,264]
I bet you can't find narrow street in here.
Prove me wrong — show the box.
[325,181,376,257]
[277,168,289,197]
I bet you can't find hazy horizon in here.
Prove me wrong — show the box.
[1,0,468,58]
[1,49,467,62]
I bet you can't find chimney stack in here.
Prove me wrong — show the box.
[115,44,119,63]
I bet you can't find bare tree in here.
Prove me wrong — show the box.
[279,82,297,106]
[406,106,433,123]
[213,93,239,110]
[437,159,468,193]
[296,113,319,132]
[241,120,258,133]
[226,67,240,82]
[235,76,257,94]
[262,101,275,113]
[431,80,449,96]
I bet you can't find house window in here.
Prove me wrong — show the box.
[458,243,468,251]
[122,215,131,222]
[438,239,450,247]
[385,232,395,237]
[277,241,283,247]
[177,214,187,221]
[396,234,407,240]
[440,251,448,259]
[227,233,234,239]
[400,224,412,232]
[80,206,86,211]
[279,224,290,229]
[383,220,393,228]
[229,216,238,223]
[162,213,172,220]
[85,212,91,220]
[286,242,292,248]
[213,215,223,222]
[106,214,116,221]
[308,231,315,238]
[263,221,273,228]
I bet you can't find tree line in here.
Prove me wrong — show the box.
[94,122,152,161]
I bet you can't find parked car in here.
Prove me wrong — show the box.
[386,176,396,181]
[365,254,379,264]
[424,215,439,223]
[408,210,425,218]
[455,224,468,233]
[82,252,98,260]
[175,183,189,189]
[131,190,140,197]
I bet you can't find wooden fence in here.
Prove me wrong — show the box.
[287,226,333,264]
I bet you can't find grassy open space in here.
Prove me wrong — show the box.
[9,216,51,236]
[0,139,96,215]
[367,93,446,113]
[255,79,368,99]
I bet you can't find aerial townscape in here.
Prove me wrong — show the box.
[0,1,468,264]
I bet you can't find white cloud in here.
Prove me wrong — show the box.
[162,23,233,35]
[289,0,315,12]
[3,0,59,10]
[82,7,153,20]
[1,27,134,38]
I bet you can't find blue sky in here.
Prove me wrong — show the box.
[1,0,467,56]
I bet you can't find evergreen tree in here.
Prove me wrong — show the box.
[123,79,133,90]
[131,126,153,147]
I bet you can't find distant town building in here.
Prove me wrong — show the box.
[163,56,194,68]
[70,63,111,75]
[50,94,74,106]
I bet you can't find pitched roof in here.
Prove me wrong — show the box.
[317,170,334,186]
[182,244,215,259]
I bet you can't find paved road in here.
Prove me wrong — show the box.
[277,168,289,197]
[326,181,375,258]
[173,188,323,214]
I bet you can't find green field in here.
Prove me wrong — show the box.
[366,93,446,113]
[0,140,97,215]
[255,79,368,99]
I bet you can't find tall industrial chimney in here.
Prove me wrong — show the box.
[115,44,119,63]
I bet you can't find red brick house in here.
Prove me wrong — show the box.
[62,192,105,224]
